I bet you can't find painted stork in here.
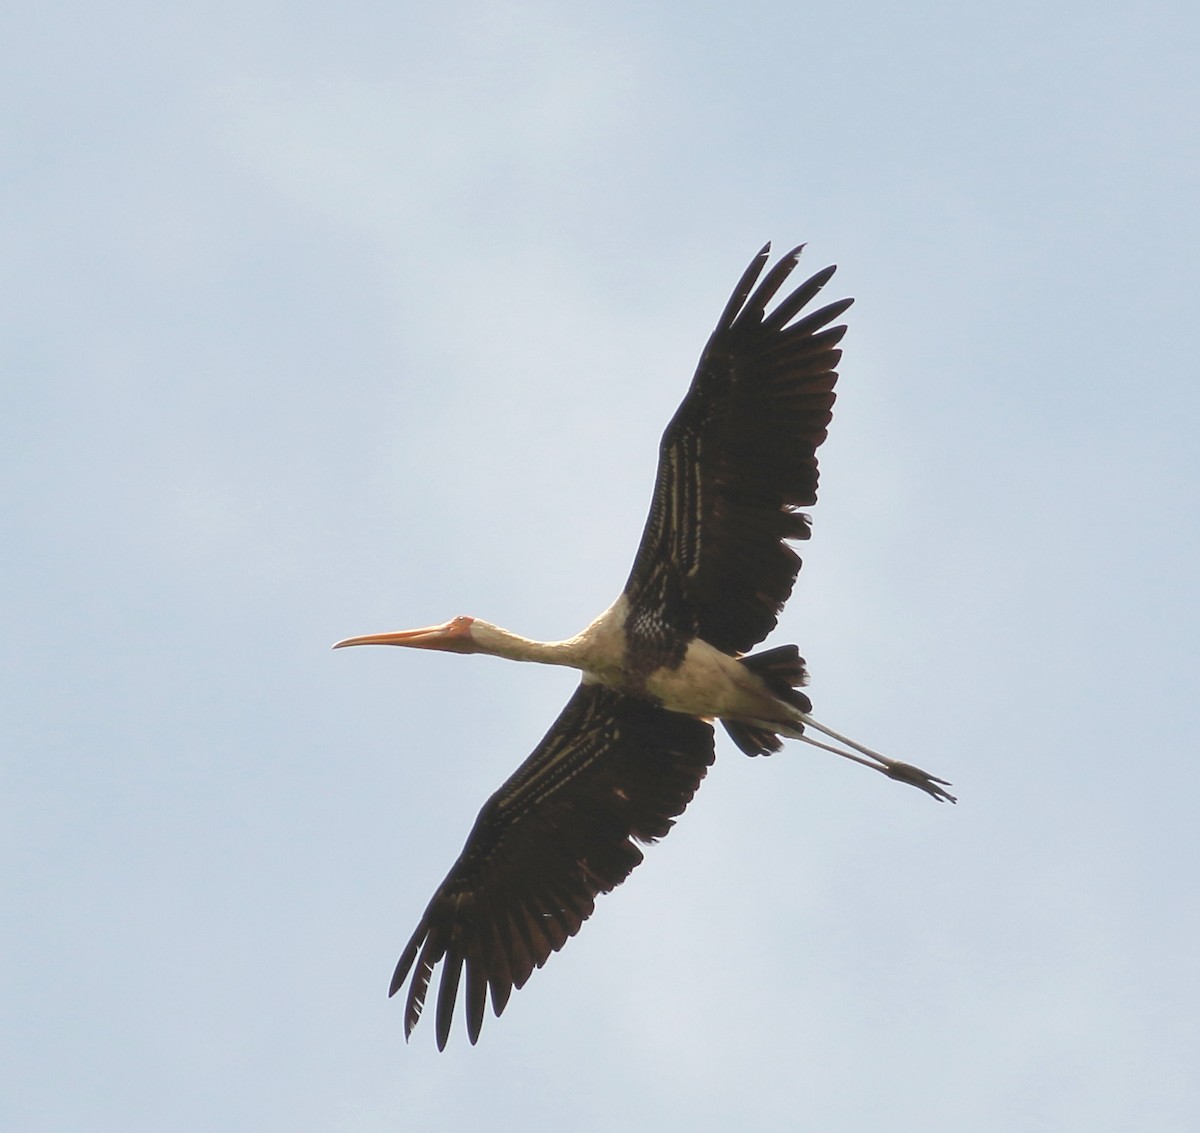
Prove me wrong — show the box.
[335,243,954,1050]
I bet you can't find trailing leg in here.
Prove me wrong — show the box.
[795,713,956,803]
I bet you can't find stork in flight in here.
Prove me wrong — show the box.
[335,243,954,1050]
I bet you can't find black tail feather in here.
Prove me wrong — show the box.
[723,721,784,757]
[722,645,812,757]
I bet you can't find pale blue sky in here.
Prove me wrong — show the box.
[5,2,1199,1130]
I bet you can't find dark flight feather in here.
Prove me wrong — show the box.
[624,244,851,655]
[389,684,715,1048]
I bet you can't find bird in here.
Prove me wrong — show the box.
[334,242,954,1050]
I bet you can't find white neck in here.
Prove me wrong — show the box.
[469,620,588,668]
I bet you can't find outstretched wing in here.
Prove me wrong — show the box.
[624,244,852,655]
[391,683,715,1049]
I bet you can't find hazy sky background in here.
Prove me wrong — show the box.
[5,2,1199,1130]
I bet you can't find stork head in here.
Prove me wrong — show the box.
[333,615,482,655]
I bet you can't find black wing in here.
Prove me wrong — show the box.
[624,244,852,655]
[391,683,715,1049]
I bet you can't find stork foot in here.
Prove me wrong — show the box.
[883,761,957,804]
